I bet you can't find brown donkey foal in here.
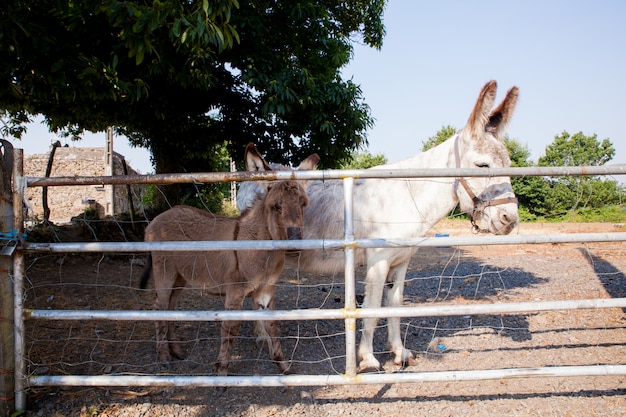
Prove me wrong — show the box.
[141,143,319,376]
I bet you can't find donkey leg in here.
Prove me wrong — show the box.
[153,289,173,363]
[216,292,245,377]
[252,287,290,374]
[357,259,390,372]
[152,263,185,363]
[385,262,415,366]
[154,321,171,363]
[165,287,185,360]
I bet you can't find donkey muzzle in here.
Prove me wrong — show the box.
[287,227,304,240]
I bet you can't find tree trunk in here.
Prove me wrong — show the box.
[149,138,183,211]
[121,157,137,233]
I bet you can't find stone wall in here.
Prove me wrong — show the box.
[24,147,146,223]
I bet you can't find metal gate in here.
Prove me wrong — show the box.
[5,152,626,410]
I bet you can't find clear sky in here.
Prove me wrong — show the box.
[342,0,626,168]
[8,0,626,176]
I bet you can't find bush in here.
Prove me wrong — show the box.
[517,206,538,222]
[524,205,626,223]
[564,205,626,223]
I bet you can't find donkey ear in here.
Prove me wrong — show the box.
[486,86,519,137]
[466,80,498,138]
[244,142,272,172]
[297,153,320,171]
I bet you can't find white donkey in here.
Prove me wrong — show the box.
[238,81,520,372]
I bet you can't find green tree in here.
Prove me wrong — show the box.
[538,131,622,215]
[539,131,615,167]
[504,136,549,220]
[504,136,531,168]
[339,151,387,169]
[421,125,456,152]
[1,0,385,206]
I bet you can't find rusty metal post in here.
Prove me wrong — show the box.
[0,141,15,416]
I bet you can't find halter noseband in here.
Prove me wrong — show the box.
[454,137,518,233]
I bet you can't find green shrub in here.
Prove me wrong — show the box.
[565,205,626,223]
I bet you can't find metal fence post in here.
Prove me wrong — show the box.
[0,141,15,416]
[343,177,357,378]
[12,149,25,411]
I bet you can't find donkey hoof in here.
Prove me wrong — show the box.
[393,349,416,367]
[215,363,229,378]
[170,346,185,360]
[358,365,383,374]
[278,361,292,375]
[403,356,419,367]
[357,355,382,374]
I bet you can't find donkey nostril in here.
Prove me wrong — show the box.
[287,227,303,240]
[500,211,518,226]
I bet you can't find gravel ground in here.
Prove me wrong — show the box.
[20,221,626,416]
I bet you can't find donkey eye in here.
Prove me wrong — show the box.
[273,204,282,213]
[475,162,490,168]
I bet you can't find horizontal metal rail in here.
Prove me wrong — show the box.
[28,365,626,388]
[25,164,626,187]
[26,298,626,322]
[20,231,626,253]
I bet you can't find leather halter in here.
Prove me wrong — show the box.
[453,137,518,233]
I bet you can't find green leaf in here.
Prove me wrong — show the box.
[172,19,181,37]
[135,47,145,65]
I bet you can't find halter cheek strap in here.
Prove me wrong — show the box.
[454,137,518,233]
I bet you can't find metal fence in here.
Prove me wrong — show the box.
[8,156,626,410]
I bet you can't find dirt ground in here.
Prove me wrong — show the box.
[20,220,626,416]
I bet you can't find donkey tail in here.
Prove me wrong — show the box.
[139,253,152,289]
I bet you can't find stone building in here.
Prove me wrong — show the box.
[24,147,146,223]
